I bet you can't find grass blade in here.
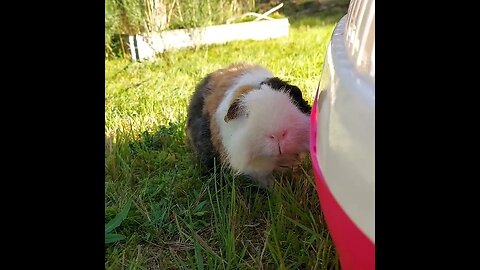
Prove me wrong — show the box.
[105,198,133,233]
[105,233,126,244]
[284,215,322,238]
[194,241,205,270]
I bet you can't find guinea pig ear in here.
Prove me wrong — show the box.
[224,98,247,122]
[262,77,303,99]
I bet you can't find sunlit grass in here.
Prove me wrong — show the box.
[105,11,345,269]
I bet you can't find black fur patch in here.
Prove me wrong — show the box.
[261,77,312,114]
[186,75,220,173]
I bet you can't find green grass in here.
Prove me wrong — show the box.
[105,8,346,269]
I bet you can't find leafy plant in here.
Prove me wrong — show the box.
[105,198,133,244]
[105,0,257,58]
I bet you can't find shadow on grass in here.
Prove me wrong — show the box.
[105,121,338,269]
[105,122,276,268]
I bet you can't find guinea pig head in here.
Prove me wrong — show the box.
[224,83,311,165]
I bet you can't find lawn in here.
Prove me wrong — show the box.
[105,6,347,269]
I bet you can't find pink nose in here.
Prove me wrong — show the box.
[269,130,288,155]
[269,130,287,140]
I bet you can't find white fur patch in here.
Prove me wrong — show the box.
[215,66,273,169]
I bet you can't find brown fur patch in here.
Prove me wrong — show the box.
[230,85,256,102]
[224,100,242,123]
[201,63,257,161]
[224,85,254,122]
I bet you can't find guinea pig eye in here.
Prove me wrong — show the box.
[269,135,275,139]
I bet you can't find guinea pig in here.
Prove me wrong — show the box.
[186,63,311,187]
